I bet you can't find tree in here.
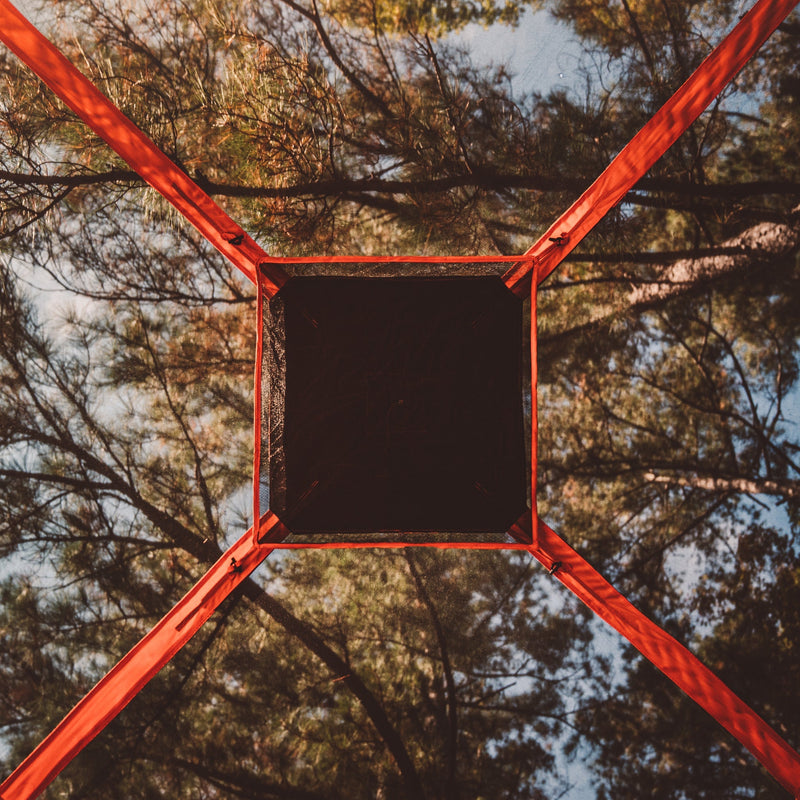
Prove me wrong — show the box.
[1,0,799,797]
[531,2,800,795]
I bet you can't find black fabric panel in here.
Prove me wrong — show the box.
[268,276,525,534]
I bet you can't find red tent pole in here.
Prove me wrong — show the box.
[527,518,800,796]
[0,514,288,800]
[0,0,287,294]
[503,0,800,294]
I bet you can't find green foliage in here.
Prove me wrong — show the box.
[327,0,528,36]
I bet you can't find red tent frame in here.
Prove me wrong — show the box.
[1,0,799,796]
[251,253,536,550]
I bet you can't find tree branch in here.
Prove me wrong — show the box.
[541,206,800,348]
[239,577,427,799]
[4,167,798,203]
[644,471,800,498]
[170,757,336,800]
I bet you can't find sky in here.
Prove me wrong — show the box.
[453,8,583,97]
[453,8,582,95]
[10,0,583,96]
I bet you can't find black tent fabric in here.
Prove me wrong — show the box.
[262,263,527,542]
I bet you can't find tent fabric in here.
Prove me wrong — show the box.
[528,519,800,796]
[253,274,266,543]
[0,515,288,800]
[502,0,800,295]
[254,257,534,549]
[0,0,286,294]
[262,272,526,539]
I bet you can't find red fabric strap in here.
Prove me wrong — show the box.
[503,0,800,294]
[528,518,800,796]
[509,0,800,788]
[0,0,287,294]
[250,541,534,549]
[0,514,288,800]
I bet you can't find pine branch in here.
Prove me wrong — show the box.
[3,167,798,202]
[170,757,336,800]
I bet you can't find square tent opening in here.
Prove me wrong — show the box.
[259,258,533,546]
